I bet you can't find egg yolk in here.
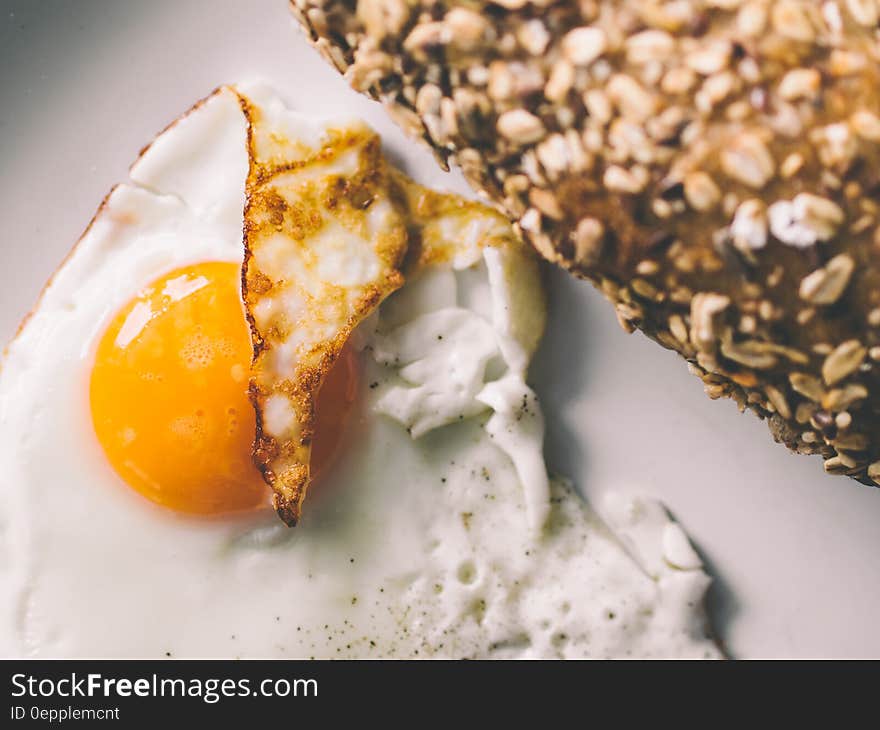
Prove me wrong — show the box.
[90,261,357,516]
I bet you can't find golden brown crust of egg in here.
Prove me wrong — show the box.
[237,91,410,525]
[391,168,525,270]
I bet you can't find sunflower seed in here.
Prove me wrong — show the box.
[778,68,821,101]
[684,171,721,211]
[799,253,855,305]
[789,372,825,402]
[607,74,656,122]
[669,314,689,343]
[517,19,550,56]
[357,0,410,41]
[571,217,604,266]
[561,26,606,66]
[765,385,791,420]
[603,165,649,194]
[846,0,879,27]
[720,338,779,369]
[822,383,869,411]
[545,60,574,103]
[721,132,775,189]
[626,30,675,65]
[822,340,867,385]
[772,0,817,42]
[631,278,659,300]
[796,401,818,424]
[824,456,849,474]
[690,293,730,352]
[686,41,732,76]
[497,109,545,145]
[851,110,880,142]
[730,199,768,251]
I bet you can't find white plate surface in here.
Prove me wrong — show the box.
[2,0,879,658]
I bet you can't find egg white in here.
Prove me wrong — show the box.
[0,85,719,658]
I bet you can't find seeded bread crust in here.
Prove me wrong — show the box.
[292,0,880,485]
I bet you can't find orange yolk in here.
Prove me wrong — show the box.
[90,261,357,516]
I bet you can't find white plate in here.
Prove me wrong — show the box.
[2,0,879,658]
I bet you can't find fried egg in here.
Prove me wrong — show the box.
[0,84,719,658]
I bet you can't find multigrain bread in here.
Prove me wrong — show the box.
[291,0,880,485]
